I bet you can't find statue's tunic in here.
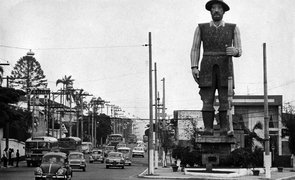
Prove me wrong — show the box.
[198,23,236,88]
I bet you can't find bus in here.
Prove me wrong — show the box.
[25,136,58,167]
[107,134,124,149]
[58,136,82,155]
[81,142,93,154]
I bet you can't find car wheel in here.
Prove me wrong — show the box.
[83,167,86,172]
[142,155,144,158]
[129,163,131,166]
[27,161,31,167]
[90,161,93,163]
[106,165,109,169]
[122,166,124,169]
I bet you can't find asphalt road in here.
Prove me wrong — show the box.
[0,148,148,180]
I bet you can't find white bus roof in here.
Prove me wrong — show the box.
[109,134,123,136]
[117,147,130,150]
[26,136,58,142]
[82,142,93,145]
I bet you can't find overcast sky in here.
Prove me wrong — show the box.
[0,0,294,120]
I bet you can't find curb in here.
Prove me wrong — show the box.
[138,168,148,178]
[277,175,295,180]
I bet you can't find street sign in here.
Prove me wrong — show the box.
[31,88,50,95]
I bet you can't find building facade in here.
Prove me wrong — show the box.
[174,95,285,155]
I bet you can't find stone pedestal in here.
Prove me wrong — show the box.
[196,135,236,166]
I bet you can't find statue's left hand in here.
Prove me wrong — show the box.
[226,47,238,56]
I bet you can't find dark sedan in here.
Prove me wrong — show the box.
[34,151,72,180]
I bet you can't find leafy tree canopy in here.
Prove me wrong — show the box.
[10,55,47,90]
[0,87,27,127]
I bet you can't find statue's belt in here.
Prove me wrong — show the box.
[203,52,227,56]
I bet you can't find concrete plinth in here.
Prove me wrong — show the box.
[196,135,236,166]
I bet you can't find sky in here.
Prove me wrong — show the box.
[0,0,295,124]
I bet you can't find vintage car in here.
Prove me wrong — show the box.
[132,147,145,158]
[34,152,72,180]
[116,143,126,149]
[117,147,132,166]
[68,152,87,171]
[89,149,104,163]
[137,143,147,152]
[105,152,125,169]
[104,146,115,157]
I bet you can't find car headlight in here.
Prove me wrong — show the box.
[56,168,66,176]
[120,160,124,163]
[34,167,43,175]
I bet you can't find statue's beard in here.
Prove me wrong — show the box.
[211,13,223,21]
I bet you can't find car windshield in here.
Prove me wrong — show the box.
[68,154,83,159]
[118,149,129,153]
[105,146,114,150]
[43,155,65,164]
[134,147,143,151]
[93,151,101,154]
[108,153,122,158]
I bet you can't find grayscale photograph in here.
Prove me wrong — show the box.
[0,0,294,179]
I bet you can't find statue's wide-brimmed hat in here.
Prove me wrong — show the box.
[205,0,230,12]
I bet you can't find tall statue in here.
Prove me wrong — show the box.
[191,0,242,136]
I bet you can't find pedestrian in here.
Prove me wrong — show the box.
[2,148,8,167]
[8,148,12,166]
[11,148,15,166]
[16,149,20,167]
[190,0,242,136]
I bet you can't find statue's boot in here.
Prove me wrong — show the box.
[219,111,229,136]
[202,111,214,135]
[219,111,234,136]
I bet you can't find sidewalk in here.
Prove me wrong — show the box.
[138,167,295,180]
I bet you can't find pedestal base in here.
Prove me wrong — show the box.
[196,135,236,166]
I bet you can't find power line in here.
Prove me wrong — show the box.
[0,44,29,50]
[0,44,146,51]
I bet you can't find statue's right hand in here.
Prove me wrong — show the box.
[192,68,200,84]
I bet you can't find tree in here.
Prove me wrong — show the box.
[0,87,27,126]
[56,75,75,99]
[10,55,47,90]
[283,103,295,170]
[56,75,75,136]
[243,121,264,151]
[96,114,112,144]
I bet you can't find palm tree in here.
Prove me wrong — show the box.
[56,75,75,136]
[56,75,75,101]
[72,89,84,138]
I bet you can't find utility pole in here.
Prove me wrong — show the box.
[147,32,154,175]
[263,43,271,179]
[154,62,159,169]
[161,77,167,167]
[80,92,92,142]
[26,50,34,112]
[5,76,10,150]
